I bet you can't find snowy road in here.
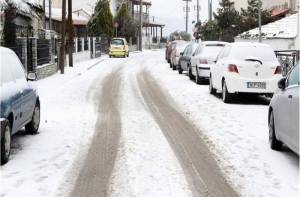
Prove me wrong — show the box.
[0,50,298,197]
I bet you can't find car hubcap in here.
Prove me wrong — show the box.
[4,125,11,157]
[33,106,40,130]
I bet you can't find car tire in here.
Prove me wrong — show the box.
[269,111,283,151]
[25,101,40,135]
[188,65,195,80]
[1,120,11,165]
[222,81,233,103]
[195,67,202,84]
[127,52,129,57]
[172,63,176,70]
[169,63,172,68]
[209,76,216,95]
[178,64,183,74]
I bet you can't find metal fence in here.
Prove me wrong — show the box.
[37,39,51,66]
[275,50,300,76]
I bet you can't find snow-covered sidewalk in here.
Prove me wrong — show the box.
[144,50,299,197]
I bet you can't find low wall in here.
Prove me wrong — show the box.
[36,63,57,80]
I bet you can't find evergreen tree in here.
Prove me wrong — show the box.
[114,3,138,42]
[240,0,271,32]
[199,21,220,41]
[87,0,114,37]
[214,0,241,42]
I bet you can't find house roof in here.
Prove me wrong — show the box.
[46,8,89,26]
[237,13,298,39]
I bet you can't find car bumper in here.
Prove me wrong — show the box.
[226,75,281,94]
[109,50,126,56]
[198,66,210,78]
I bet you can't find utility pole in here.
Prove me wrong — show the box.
[258,0,262,43]
[183,0,191,32]
[139,0,143,51]
[208,0,212,21]
[43,0,46,29]
[49,0,52,30]
[67,0,73,67]
[196,0,200,23]
[59,0,66,74]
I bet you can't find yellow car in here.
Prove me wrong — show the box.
[109,38,129,58]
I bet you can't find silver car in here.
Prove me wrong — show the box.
[268,62,299,155]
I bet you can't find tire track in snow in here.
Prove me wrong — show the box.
[70,68,122,197]
[137,69,239,197]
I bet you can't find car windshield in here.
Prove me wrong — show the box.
[111,39,124,45]
[230,46,277,62]
[201,45,225,58]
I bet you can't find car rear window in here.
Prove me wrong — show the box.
[201,45,225,58]
[111,39,124,45]
[230,46,277,62]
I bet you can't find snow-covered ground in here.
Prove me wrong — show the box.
[0,50,298,197]
[143,50,299,197]
[0,56,122,197]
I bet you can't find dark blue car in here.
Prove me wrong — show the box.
[0,47,40,165]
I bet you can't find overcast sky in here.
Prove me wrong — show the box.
[73,0,220,36]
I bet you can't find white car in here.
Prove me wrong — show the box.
[268,62,299,155]
[190,41,227,84]
[209,42,282,103]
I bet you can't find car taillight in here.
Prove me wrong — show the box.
[228,64,239,73]
[200,59,208,64]
[274,65,282,75]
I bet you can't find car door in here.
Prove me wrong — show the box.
[181,45,190,71]
[191,45,200,75]
[285,64,299,152]
[9,52,34,128]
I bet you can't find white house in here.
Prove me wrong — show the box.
[235,13,299,50]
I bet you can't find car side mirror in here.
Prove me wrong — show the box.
[27,72,37,81]
[277,78,286,90]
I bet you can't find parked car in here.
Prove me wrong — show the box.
[178,42,199,74]
[109,38,129,58]
[165,41,176,63]
[190,41,227,84]
[0,47,40,165]
[170,41,189,70]
[268,62,299,155]
[209,42,282,103]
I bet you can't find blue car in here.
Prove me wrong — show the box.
[0,47,40,165]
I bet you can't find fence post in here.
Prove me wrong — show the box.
[75,37,78,53]
[20,38,28,72]
[93,37,96,59]
[31,38,38,72]
[81,38,84,52]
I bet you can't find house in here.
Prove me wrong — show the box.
[231,0,298,19]
[111,0,165,46]
[0,0,44,39]
[235,13,299,50]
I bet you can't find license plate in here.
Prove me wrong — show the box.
[247,82,266,89]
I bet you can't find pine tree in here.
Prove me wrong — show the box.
[214,0,241,42]
[240,0,272,32]
[87,0,114,37]
[114,3,138,42]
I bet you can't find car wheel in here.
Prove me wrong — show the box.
[127,52,129,57]
[172,63,176,70]
[269,111,283,150]
[209,76,216,95]
[188,65,195,80]
[169,62,172,68]
[222,81,232,103]
[178,64,183,74]
[195,67,202,84]
[25,101,40,134]
[1,120,11,165]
